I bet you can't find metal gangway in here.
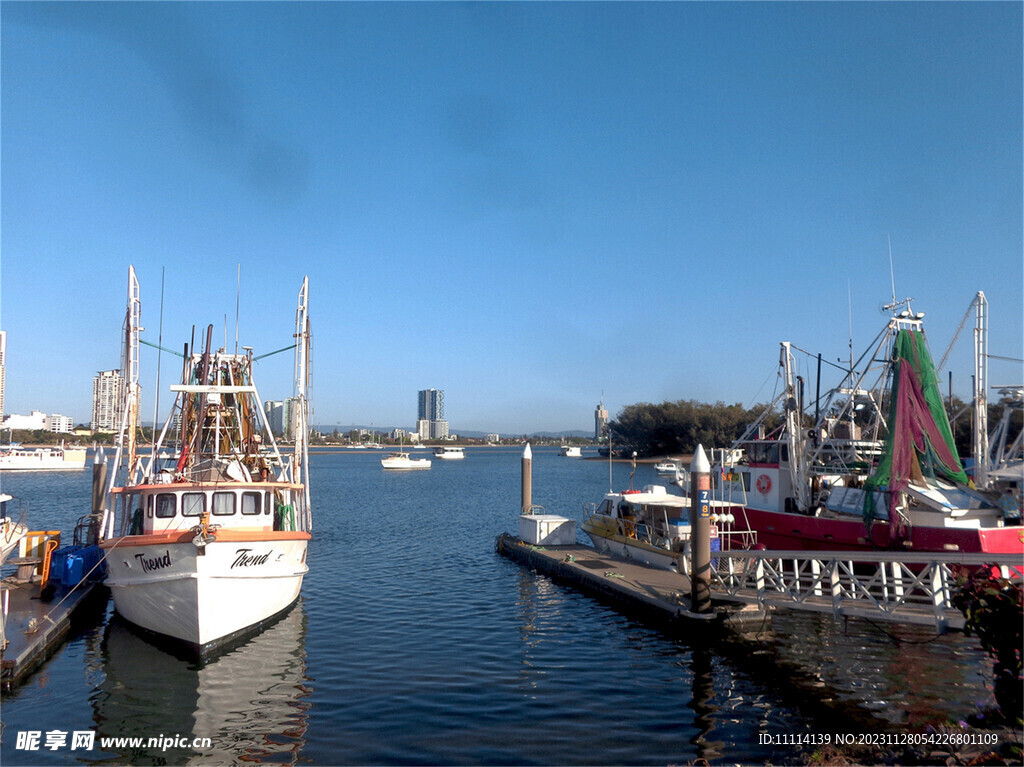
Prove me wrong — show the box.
[685,549,1022,632]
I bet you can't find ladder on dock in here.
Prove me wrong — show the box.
[689,549,1022,632]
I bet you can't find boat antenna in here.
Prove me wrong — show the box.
[235,263,240,356]
[847,279,854,383]
[887,234,896,310]
[151,267,165,457]
[881,235,914,317]
[607,432,613,492]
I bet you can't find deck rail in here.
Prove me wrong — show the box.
[686,549,1022,631]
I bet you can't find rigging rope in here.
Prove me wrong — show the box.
[254,343,296,361]
[140,339,184,357]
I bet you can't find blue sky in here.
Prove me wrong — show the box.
[2,2,1021,434]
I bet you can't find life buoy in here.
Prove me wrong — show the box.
[756,474,772,494]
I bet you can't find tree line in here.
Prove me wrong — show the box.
[608,396,1021,460]
[608,400,780,457]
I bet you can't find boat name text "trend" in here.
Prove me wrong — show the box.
[135,551,172,573]
[231,549,272,568]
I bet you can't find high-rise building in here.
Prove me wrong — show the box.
[264,400,284,436]
[0,330,6,422]
[91,370,125,431]
[418,389,444,421]
[595,399,609,442]
[418,389,449,439]
[283,397,300,439]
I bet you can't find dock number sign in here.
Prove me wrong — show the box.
[697,475,711,519]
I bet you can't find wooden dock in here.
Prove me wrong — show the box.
[1,577,108,689]
[495,534,767,635]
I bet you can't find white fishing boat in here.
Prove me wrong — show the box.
[433,446,465,460]
[98,266,313,653]
[559,445,582,457]
[654,460,678,474]
[0,444,87,471]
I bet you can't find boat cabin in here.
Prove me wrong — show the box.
[595,485,691,541]
[112,481,305,537]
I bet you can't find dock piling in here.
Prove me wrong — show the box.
[521,443,532,514]
[689,444,712,614]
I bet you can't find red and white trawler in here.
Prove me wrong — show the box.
[99,267,312,652]
[710,298,1022,555]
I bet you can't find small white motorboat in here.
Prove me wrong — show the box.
[433,446,465,460]
[582,485,693,571]
[381,452,431,470]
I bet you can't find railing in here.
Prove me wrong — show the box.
[683,549,1022,632]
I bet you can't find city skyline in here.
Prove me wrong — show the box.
[2,4,1021,434]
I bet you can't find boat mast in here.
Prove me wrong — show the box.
[780,342,810,511]
[293,277,312,529]
[124,267,142,482]
[102,266,142,538]
[973,291,989,489]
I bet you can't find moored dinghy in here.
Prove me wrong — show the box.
[99,266,313,653]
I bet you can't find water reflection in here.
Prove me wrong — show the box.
[688,645,723,761]
[766,610,994,728]
[512,566,732,765]
[92,602,312,764]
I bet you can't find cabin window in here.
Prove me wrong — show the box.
[155,494,176,519]
[597,499,612,515]
[146,495,154,519]
[212,492,236,516]
[182,492,205,517]
[265,492,273,515]
[241,492,262,516]
[748,442,780,464]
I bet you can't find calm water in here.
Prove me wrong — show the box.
[0,448,997,765]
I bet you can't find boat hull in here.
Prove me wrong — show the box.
[581,518,683,571]
[1,521,28,566]
[381,458,431,470]
[101,532,309,651]
[583,530,681,570]
[735,507,1024,555]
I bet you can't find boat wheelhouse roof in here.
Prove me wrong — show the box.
[110,480,304,494]
[609,489,688,508]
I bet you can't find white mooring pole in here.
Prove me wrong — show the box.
[521,443,533,514]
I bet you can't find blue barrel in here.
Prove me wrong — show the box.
[48,546,80,586]
[64,553,86,586]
